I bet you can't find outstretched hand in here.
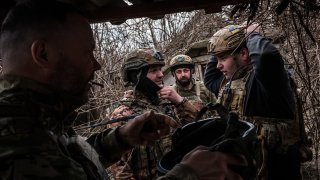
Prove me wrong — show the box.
[118,111,178,146]
[181,145,247,180]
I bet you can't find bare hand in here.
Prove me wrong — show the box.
[181,146,247,180]
[111,105,133,119]
[159,86,183,105]
[244,22,262,35]
[118,111,178,146]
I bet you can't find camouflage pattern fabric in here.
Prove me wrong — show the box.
[217,66,301,151]
[216,66,303,178]
[0,75,128,180]
[216,66,253,120]
[109,89,196,180]
[173,78,216,122]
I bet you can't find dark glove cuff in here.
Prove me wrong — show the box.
[115,126,134,150]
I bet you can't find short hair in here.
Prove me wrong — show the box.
[232,43,247,56]
[0,0,80,60]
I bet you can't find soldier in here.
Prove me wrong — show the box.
[0,0,180,179]
[169,54,216,121]
[110,48,198,179]
[205,23,305,179]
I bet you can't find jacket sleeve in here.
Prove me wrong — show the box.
[87,127,132,167]
[175,99,199,123]
[247,32,287,88]
[244,32,295,118]
[203,56,224,97]
[157,164,199,180]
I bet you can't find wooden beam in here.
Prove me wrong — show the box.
[0,0,254,25]
[84,0,253,24]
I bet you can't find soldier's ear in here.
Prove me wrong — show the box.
[239,48,249,63]
[30,40,49,68]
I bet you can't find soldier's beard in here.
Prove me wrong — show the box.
[48,56,88,108]
[177,77,191,87]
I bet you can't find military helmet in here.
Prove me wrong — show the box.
[208,25,245,57]
[169,54,194,72]
[122,48,165,85]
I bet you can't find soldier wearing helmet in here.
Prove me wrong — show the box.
[204,24,305,179]
[122,48,165,89]
[169,54,216,121]
[110,48,198,179]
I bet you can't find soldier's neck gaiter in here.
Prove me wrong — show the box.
[136,77,162,105]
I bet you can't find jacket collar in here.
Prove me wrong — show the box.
[0,75,83,124]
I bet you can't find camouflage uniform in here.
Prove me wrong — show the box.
[110,90,197,180]
[172,78,216,120]
[205,25,305,179]
[169,54,216,121]
[0,75,130,180]
[110,90,168,179]
[109,48,197,180]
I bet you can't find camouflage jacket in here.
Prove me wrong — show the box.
[0,75,129,180]
[116,89,198,124]
[172,78,217,120]
[120,90,178,121]
[204,33,304,179]
[109,90,197,180]
[205,33,301,151]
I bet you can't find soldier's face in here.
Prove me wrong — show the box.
[216,55,238,80]
[47,13,101,101]
[146,65,164,88]
[216,48,249,80]
[174,68,192,87]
